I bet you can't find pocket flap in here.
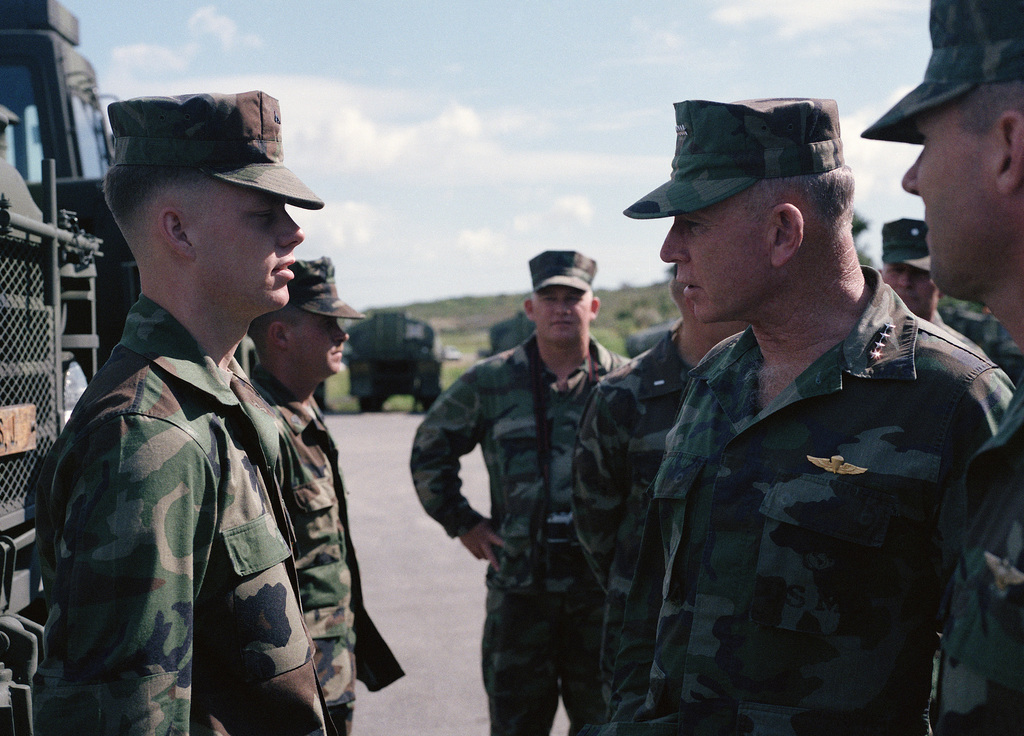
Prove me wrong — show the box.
[222,514,291,577]
[760,475,897,547]
[651,452,704,501]
[292,479,336,513]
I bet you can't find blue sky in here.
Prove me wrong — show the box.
[70,0,931,310]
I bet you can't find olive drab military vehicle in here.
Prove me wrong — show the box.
[1,0,139,369]
[625,318,674,358]
[345,311,442,412]
[0,112,102,730]
[487,310,534,356]
[0,2,125,730]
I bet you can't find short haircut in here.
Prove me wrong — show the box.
[103,164,211,238]
[744,165,856,237]
[959,80,1024,136]
[248,303,303,356]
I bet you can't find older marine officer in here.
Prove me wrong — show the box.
[577,97,1013,736]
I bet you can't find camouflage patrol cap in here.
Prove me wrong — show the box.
[107,90,324,209]
[882,218,930,270]
[288,257,364,319]
[529,250,596,292]
[625,98,844,219]
[863,0,1024,143]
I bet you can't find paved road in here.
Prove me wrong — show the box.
[328,412,573,736]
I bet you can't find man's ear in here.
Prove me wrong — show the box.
[157,206,197,261]
[766,202,804,268]
[523,296,535,321]
[993,110,1024,196]
[268,320,290,350]
[589,294,601,318]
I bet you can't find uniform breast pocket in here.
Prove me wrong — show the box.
[651,452,704,603]
[750,474,898,637]
[290,478,344,567]
[222,514,312,681]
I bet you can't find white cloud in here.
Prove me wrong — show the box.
[842,91,926,264]
[456,228,508,257]
[710,0,921,37]
[188,6,263,51]
[110,43,194,75]
[105,7,261,87]
[299,201,381,253]
[513,195,595,233]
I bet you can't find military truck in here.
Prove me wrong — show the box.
[0,99,102,729]
[1,0,138,369]
[625,318,675,358]
[488,310,534,356]
[345,312,442,412]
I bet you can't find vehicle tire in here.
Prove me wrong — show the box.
[359,396,383,412]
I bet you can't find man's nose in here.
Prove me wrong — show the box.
[902,155,921,196]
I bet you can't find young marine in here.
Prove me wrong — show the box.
[572,278,744,715]
[864,0,1024,729]
[411,251,627,736]
[34,91,338,735]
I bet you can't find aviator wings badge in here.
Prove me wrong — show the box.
[984,551,1024,591]
[807,455,868,475]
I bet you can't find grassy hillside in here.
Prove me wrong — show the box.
[367,278,677,359]
[325,278,677,412]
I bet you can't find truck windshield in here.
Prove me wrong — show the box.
[0,64,44,182]
[69,91,107,179]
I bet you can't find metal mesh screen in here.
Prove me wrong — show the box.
[0,235,55,528]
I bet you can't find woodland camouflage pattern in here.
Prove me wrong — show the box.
[411,334,626,735]
[938,303,1024,385]
[410,335,626,593]
[107,90,324,209]
[863,0,1024,143]
[34,297,334,735]
[572,325,692,713]
[864,0,1024,728]
[936,385,1024,732]
[624,98,843,219]
[581,271,1013,736]
[251,365,403,720]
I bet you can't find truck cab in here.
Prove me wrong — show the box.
[1,0,139,372]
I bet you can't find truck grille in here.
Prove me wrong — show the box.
[0,236,56,529]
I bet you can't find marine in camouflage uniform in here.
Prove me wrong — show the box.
[34,92,337,735]
[572,282,743,716]
[410,251,627,736]
[864,0,1024,730]
[249,259,403,734]
[882,217,1024,386]
[938,302,1024,385]
[578,98,1013,736]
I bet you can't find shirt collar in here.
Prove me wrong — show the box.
[250,363,317,435]
[119,295,247,407]
[693,267,919,385]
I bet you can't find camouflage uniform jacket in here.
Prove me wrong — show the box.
[34,296,336,736]
[573,323,692,710]
[939,302,1024,385]
[595,272,1013,736]
[936,382,1024,731]
[411,335,627,592]
[251,365,403,704]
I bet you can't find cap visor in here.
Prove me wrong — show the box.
[207,163,325,209]
[624,176,757,219]
[534,276,590,292]
[862,81,975,143]
[301,298,365,319]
